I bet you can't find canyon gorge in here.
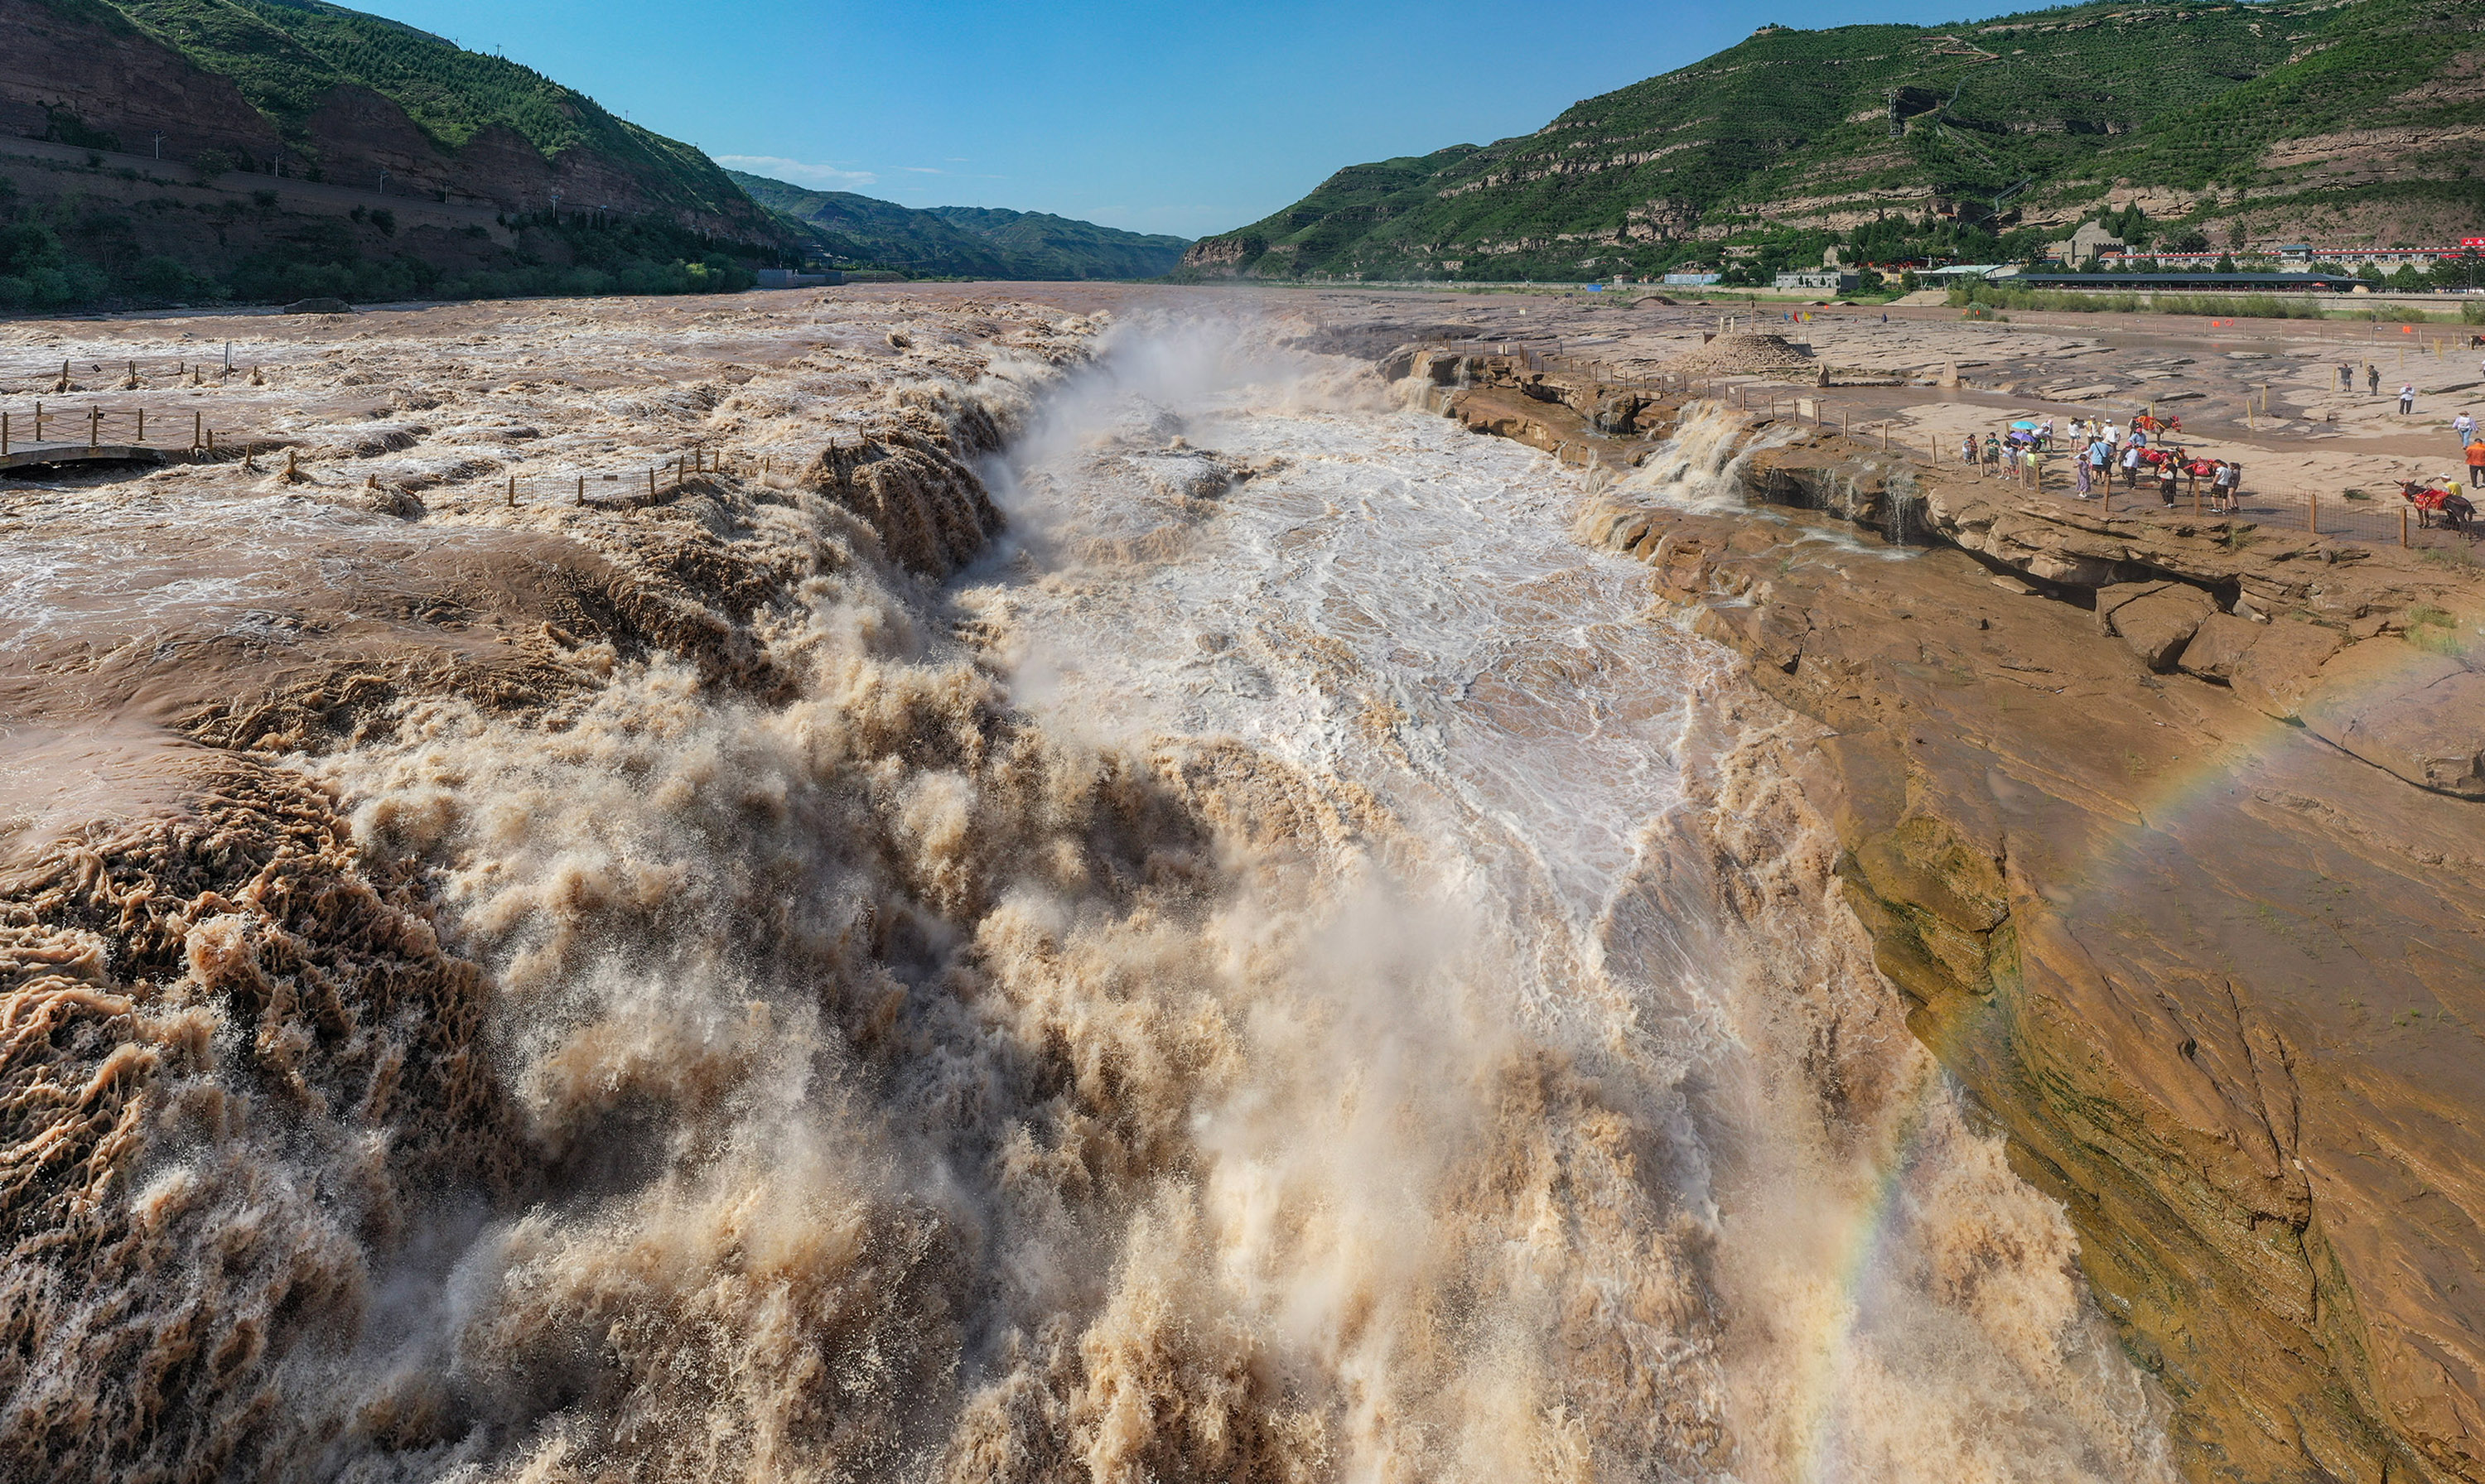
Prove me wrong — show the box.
[0,283,2478,1484]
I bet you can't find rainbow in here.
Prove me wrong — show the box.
[1778,606,2476,1478]
[1783,1058,1952,1482]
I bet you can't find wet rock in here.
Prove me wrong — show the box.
[1566,476,2485,1484]
[282,296,354,315]
[1590,392,1653,436]
[1447,386,1583,456]
[1690,600,1805,673]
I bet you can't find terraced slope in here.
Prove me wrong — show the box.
[1187,0,2485,282]
[730,171,1189,280]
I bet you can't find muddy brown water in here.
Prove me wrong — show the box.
[0,295,2182,1480]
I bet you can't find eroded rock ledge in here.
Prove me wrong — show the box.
[1553,415,2485,1480]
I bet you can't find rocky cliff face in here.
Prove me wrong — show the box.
[1177,234,1263,275]
[0,0,775,236]
[1601,460,2485,1484]
[0,1,279,163]
[1416,350,2485,1482]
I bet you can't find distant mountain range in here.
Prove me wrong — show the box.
[728,170,1190,281]
[0,0,1190,311]
[1185,0,2484,283]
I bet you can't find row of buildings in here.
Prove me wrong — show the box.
[2044,220,2484,273]
[1636,228,2482,296]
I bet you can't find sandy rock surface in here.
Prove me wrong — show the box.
[1571,410,2485,1484]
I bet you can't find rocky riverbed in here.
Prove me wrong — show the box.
[1572,422,2485,1483]
[1,282,2478,1484]
[1405,293,2485,1482]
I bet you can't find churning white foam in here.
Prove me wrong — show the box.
[271,313,2175,1482]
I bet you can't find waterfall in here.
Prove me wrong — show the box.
[0,311,2174,1484]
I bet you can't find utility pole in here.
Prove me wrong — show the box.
[377,168,388,195]
[151,132,162,160]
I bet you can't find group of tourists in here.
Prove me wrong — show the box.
[1960,414,2241,510]
[1943,381,2484,529]
[1961,419,2053,488]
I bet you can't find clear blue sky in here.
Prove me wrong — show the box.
[371,1,2020,238]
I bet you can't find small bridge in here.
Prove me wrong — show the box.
[0,399,268,475]
[0,441,167,473]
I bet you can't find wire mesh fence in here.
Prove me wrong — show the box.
[1927,440,2480,553]
[1396,342,2485,558]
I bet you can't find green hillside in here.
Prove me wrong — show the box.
[86,0,765,228]
[924,205,1189,279]
[0,0,790,312]
[728,171,1189,280]
[729,174,1018,277]
[1189,0,2485,282]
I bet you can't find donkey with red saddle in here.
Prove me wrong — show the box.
[2402,479,2478,532]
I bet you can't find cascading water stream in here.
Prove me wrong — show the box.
[1618,399,1804,513]
[1888,467,1920,547]
[945,316,2177,1482]
[32,311,2175,1482]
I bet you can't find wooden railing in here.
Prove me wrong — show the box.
[0,400,254,459]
